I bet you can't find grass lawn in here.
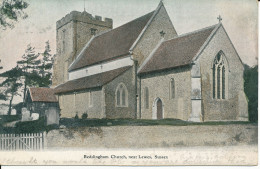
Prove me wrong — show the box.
[60,118,255,128]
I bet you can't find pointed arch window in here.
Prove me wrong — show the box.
[170,78,175,99]
[144,87,149,109]
[116,83,128,107]
[213,52,227,99]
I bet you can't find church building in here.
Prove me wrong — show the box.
[52,1,248,122]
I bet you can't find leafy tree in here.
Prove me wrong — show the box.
[0,59,2,69]
[0,66,23,115]
[38,41,53,87]
[17,44,40,103]
[0,0,29,30]
[244,64,258,122]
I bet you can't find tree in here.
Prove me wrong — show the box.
[0,66,23,115]
[0,0,29,30]
[17,44,40,103]
[0,59,3,69]
[38,41,53,87]
[244,64,258,122]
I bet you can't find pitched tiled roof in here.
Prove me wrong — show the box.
[29,88,58,103]
[69,11,155,72]
[138,25,217,74]
[55,66,131,94]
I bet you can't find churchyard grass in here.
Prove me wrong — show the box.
[60,118,254,128]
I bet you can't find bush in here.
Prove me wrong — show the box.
[82,113,88,120]
[15,117,45,133]
[13,102,24,115]
[75,113,79,119]
[244,64,258,122]
[0,115,20,123]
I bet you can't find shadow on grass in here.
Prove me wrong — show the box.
[60,118,256,128]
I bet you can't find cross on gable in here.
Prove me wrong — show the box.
[217,15,222,23]
[160,30,166,37]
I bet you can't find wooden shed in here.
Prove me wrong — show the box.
[26,87,60,125]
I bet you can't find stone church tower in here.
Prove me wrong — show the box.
[52,11,113,86]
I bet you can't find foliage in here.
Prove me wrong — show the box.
[13,102,24,114]
[0,66,23,115]
[14,117,45,133]
[0,0,28,30]
[81,112,88,120]
[17,44,40,102]
[0,59,2,69]
[59,118,253,128]
[75,113,79,120]
[37,41,54,87]
[0,115,20,123]
[244,64,258,122]
[16,42,54,103]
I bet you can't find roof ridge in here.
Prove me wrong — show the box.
[94,10,155,39]
[164,24,219,43]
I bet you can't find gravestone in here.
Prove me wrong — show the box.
[31,113,39,120]
[11,109,16,115]
[45,107,59,125]
[21,107,31,121]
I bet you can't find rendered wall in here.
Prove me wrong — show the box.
[58,88,104,119]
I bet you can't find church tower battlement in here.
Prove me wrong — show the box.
[56,11,112,30]
[52,10,113,86]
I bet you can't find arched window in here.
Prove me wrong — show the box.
[170,78,175,99]
[213,52,227,99]
[116,83,128,107]
[144,87,149,109]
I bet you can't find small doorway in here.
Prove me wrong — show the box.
[152,98,163,119]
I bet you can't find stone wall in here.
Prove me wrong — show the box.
[140,66,192,120]
[104,67,136,119]
[45,124,257,148]
[199,25,248,121]
[58,88,105,119]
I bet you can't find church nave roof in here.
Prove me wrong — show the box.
[68,11,155,72]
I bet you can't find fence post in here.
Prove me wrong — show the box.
[43,132,47,150]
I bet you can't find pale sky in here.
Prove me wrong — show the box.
[0,0,258,73]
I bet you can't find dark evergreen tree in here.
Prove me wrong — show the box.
[38,41,53,87]
[0,66,23,115]
[244,64,258,122]
[17,44,40,103]
[0,59,3,69]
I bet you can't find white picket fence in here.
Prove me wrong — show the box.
[0,133,45,151]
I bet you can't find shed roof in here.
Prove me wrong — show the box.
[29,88,58,103]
